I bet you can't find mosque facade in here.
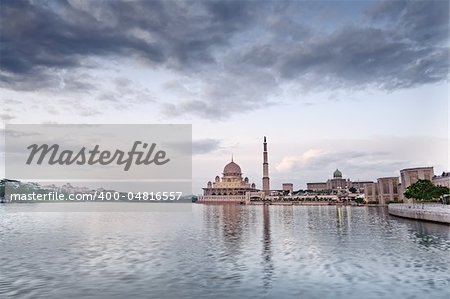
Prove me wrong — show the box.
[198,138,268,203]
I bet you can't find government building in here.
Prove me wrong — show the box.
[364,177,400,204]
[307,169,372,192]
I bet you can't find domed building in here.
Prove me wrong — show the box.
[200,158,259,202]
[333,169,342,178]
[327,168,348,189]
[307,169,370,192]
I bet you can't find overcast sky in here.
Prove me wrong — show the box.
[1,0,449,193]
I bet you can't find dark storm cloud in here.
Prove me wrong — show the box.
[0,68,95,92]
[0,0,261,76]
[235,0,449,91]
[0,0,448,119]
[367,0,449,44]
[161,0,448,118]
[274,26,448,89]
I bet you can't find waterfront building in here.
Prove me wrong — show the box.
[377,177,400,205]
[282,183,294,193]
[363,177,400,205]
[364,182,378,203]
[198,158,258,202]
[326,169,349,189]
[400,167,434,186]
[351,180,374,190]
[399,167,434,203]
[306,182,328,192]
[306,169,371,192]
[198,137,270,203]
[432,171,450,188]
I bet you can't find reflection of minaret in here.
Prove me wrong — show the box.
[262,136,270,195]
[262,205,274,289]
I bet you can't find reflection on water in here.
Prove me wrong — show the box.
[262,205,274,291]
[0,204,449,299]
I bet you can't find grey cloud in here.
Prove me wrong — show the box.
[239,20,448,92]
[0,68,95,92]
[163,138,221,156]
[1,0,448,120]
[0,113,16,121]
[282,150,391,172]
[315,151,390,169]
[192,138,222,155]
[237,0,449,92]
[162,67,279,119]
[0,128,42,138]
[69,102,100,117]
[367,0,449,45]
[0,0,262,85]
[96,77,155,106]
[163,138,222,155]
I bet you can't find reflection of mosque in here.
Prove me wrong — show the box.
[202,204,274,289]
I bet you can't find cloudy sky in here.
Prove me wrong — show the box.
[1,0,449,193]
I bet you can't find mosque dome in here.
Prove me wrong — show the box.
[333,169,342,178]
[223,161,242,175]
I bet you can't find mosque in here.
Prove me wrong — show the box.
[198,137,269,203]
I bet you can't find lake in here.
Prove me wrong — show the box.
[0,204,449,298]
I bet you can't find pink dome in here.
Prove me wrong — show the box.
[223,161,242,175]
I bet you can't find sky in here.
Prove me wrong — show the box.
[0,0,449,193]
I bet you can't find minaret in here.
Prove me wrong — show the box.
[262,136,270,195]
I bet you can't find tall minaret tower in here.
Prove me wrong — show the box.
[262,136,270,195]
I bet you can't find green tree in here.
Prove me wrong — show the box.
[0,179,5,199]
[354,197,364,204]
[404,179,450,202]
[434,185,450,199]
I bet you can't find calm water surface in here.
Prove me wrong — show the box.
[1,204,449,299]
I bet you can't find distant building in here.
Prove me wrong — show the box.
[307,169,371,192]
[282,183,293,193]
[432,172,450,188]
[327,169,349,189]
[377,177,400,205]
[306,182,328,191]
[400,167,434,186]
[351,180,374,190]
[364,182,378,203]
[399,167,434,203]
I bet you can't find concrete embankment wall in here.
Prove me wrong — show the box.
[388,204,450,224]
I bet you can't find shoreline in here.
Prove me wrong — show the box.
[388,203,450,224]
[196,201,382,207]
